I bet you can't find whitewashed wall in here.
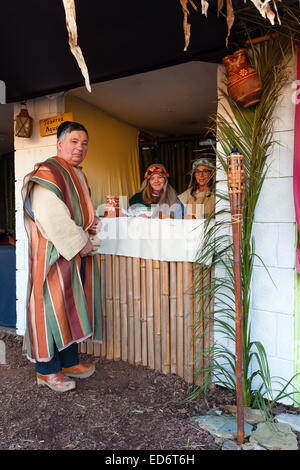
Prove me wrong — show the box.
[14,94,65,335]
[215,53,297,404]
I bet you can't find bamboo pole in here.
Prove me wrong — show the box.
[201,266,214,389]
[133,257,142,365]
[113,255,121,361]
[86,340,94,355]
[245,32,277,46]
[100,253,107,357]
[193,264,204,386]
[170,262,177,375]
[105,254,114,361]
[140,258,148,367]
[206,267,214,374]
[183,262,194,384]
[146,259,155,369]
[227,148,245,445]
[93,341,101,357]
[93,254,102,357]
[160,261,170,374]
[176,262,184,378]
[127,257,135,364]
[119,256,128,362]
[153,259,161,372]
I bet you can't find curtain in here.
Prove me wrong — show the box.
[139,138,202,194]
[65,96,140,211]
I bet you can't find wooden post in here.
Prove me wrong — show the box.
[227,148,245,445]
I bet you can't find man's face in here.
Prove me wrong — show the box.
[57,130,88,167]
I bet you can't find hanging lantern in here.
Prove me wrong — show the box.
[15,103,33,138]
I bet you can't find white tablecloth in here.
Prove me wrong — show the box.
[97,217,210,263]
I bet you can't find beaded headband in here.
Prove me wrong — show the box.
[192,159,214,170]
[144,166,169,179]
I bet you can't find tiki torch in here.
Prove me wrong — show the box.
[227,147,244,444]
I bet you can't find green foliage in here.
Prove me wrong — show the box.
[234,1,300,42]
[190,36,299,417]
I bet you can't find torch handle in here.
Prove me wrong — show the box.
[227,153,244,444]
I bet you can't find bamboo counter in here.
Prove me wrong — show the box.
[79,218,213,385]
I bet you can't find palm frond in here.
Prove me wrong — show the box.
[190,34,298,417]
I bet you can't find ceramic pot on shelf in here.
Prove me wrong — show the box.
[222,49,262,108]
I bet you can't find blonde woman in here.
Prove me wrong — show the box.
[129,163,184,218]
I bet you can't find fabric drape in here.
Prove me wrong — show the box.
[65,96,140,210]
[22,156,102,363]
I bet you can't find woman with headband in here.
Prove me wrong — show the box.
[128,163,184,218]
[178,157,215,219]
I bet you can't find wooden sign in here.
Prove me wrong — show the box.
[39,112,73,137]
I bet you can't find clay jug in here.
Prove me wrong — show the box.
[104,196,119,217]
[222,49,262,108]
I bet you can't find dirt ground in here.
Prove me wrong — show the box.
[0,332,299,452]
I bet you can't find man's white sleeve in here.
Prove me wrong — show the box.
[31,184,88,260]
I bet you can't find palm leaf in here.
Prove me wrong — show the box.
[190,34,299,417]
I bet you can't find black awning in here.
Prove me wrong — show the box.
[1,0,247,103]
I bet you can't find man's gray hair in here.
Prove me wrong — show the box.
[57,121,88,142]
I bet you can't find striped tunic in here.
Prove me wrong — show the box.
[22,156,102,362]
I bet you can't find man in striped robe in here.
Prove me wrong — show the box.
[22,121,102,392]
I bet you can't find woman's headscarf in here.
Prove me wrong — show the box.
[188,158,215,195]
[139,163,179,217]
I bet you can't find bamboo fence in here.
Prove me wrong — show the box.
[79,254,212,385]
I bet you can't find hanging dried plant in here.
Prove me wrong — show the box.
[62,0,91,92]
[225,0,235,48]
[180,0,195,51]
[180,0,285,51]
